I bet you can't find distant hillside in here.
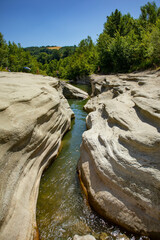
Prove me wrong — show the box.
[24,45,76,62]
[47,46,62,50]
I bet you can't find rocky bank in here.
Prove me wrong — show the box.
[0,72,74,240]
[60,81,89,99]
[78,71,160,239]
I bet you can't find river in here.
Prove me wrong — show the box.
[36,86,148,240]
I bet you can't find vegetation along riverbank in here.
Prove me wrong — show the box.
[1,2,160,79]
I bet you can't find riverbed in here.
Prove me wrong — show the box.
[36,89,149,240]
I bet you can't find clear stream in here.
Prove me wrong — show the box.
[36,86,149,240]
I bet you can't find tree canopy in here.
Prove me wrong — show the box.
[0,1,160,79]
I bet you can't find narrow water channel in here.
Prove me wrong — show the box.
[36,89,148,240]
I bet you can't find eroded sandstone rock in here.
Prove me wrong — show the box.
[60,81,89,99]
[73,234,96,240]
[79,71,160,238]
[0,72,74,240]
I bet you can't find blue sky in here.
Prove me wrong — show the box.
[1,0,160,47]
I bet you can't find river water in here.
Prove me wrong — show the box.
[36,86,148,240]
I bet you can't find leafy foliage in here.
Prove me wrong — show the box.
[24,46,76,63]
[0,33,8,68]
[0,1,160,78]
[97,1,160,73]
[57,36,98,80]
[0,34,40,73]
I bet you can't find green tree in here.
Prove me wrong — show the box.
[37,52,48,64]
[140,1,160,26]
[46,59,58,76]
[104,9,122,37]
[97,32,113,73]
[120,13,136,36]
[0,33,8,69]
[150,20,160,65]
[57,36,98,80]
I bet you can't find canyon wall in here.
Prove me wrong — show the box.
[0,72,74,240]
[78,71,160,239]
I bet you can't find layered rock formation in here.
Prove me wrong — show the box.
[0,72,74,240]
[78,71,160,238]
[60,81,89,99]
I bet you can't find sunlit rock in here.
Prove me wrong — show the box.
[61,81,89,99]
[73,234,96,240]
[79,70,160,238]
[0,72,74,240]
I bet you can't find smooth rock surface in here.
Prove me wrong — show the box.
[0,72,74,240]
[79,71,160,238]
[61,81,89,99]
[73,234,96,240]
